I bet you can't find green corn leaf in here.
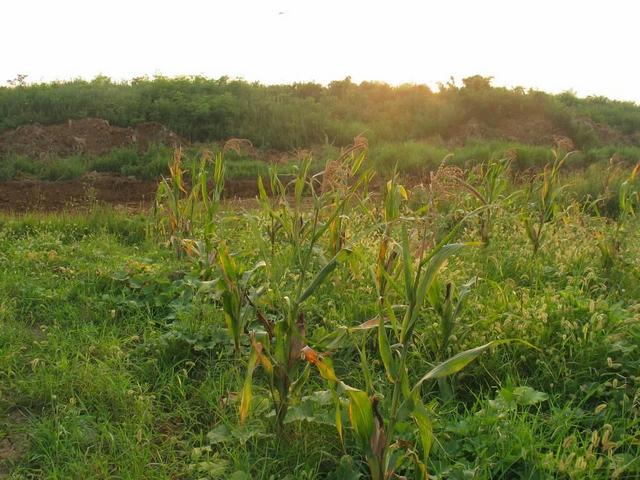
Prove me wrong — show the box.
[412,244,470,330]
[274,320,288,367]
[412,339,535,395]
[411,396,433,471]
[378,312,395,382]
[312,197,348,244]
[357,344,374,393]
[401,225,414,305]
[350,151,367,176]
[218,243,239,282]
[297,249,351,304]
[346,389,374,451]
[334,389,345,448]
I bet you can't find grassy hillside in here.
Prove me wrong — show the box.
[1,75,639,151]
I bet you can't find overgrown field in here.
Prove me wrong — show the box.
[1,147,639,479]
[4,140,640,184]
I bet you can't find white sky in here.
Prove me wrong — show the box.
[2,0,639,102]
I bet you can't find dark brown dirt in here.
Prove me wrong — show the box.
[0,174,265,212]
[0,174,158,212]
[450,114,567,146]
[0,118,185,160]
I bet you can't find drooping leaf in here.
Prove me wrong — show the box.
[412,339,535,395]
[250,335,273,377]
[302,346,339,382]
[239,348,259,423]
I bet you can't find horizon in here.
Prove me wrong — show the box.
[4,73,638,106]
[3,0,640,103]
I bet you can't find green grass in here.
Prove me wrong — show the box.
[1,169,639,478]
[3,140,639,184]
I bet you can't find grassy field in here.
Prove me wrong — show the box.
[3,140,640,183]
[2,75,640,186]
[1,148,639,479]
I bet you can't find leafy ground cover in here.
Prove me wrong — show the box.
[0,149,639,479]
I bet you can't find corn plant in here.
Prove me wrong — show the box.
[302,180,529,479]
[523,150,572,255]
[426,277,475,398]
[152,147,225,256]
[454,157,512,244]
[216,243,266,356]
[596,160,640,269]
[237,142,373,432]
[617,160,640,224]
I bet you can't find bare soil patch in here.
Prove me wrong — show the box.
[0,410,28,477]
[0,174,158,212]
[0,175,263,212]
[0,118,185,160]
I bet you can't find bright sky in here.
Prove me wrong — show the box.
[3,0,639,102]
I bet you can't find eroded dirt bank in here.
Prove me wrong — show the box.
[0,175,262,212]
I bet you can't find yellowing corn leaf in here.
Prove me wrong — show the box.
[239,349,259,424]
[302,346,339,382]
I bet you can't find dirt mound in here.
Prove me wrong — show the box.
[573,117,639,145]
[0,118,186,160]
[133,122,184,152]
[451,114,567,145]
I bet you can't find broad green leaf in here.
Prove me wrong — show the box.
[510,386,549,406]
[313,326,348,350]
[350,151,367,177]
[412,397,433,469]
[417,243,468,305]
[330,455,362,480]
[208,422,271,445]
[207,424,232,444]
[297,249,351,304]
[347,389,374,451]
[218,243,239,282]
[378,312,395,382]
[257,176,269,204]
[312,197,348,243]
[412,339,535,394]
